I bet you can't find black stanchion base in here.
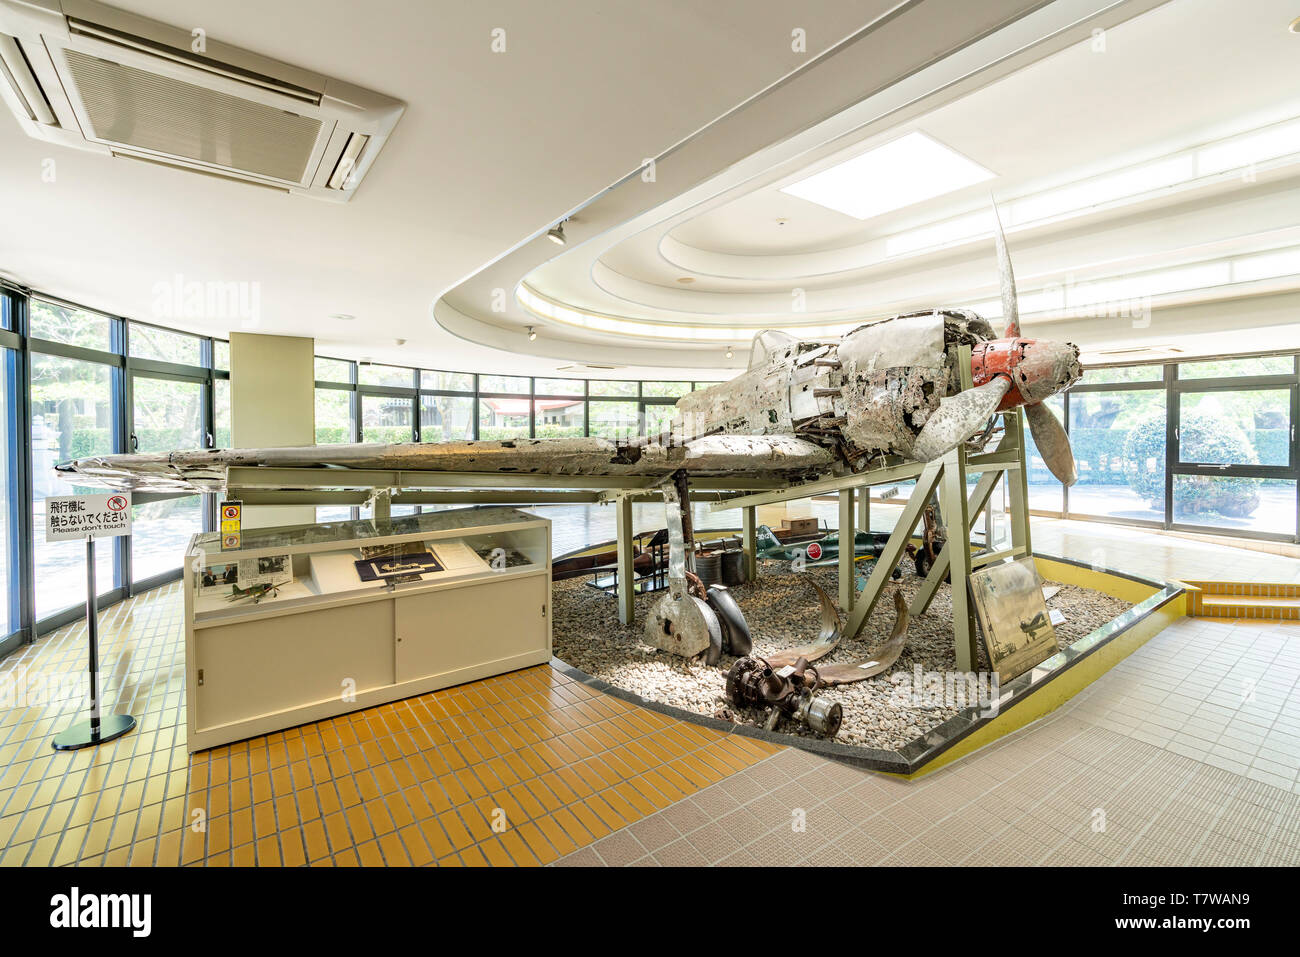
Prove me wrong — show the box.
[51,713,136,751]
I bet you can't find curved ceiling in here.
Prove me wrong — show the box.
[0,0,891,377]
[438,0,1300,372]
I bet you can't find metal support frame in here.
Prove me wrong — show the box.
[839,488,855,612]
[615,494,634,625]
[940,444,979,671]
[742,506,757,581]
[844,460,943,639]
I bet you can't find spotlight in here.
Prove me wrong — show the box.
[725,346,734,359]
[546,223,567,246]
[527,326,537,341]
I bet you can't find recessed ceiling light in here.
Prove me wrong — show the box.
[780,131,995,220]
[676,277,695,284]
[330,313,355,321]
[546,223,567,246]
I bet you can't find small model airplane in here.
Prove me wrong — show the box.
[225,582,279,604]
[754,523,890,566]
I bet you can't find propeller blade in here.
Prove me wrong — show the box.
[993,202,1020,339]
[1024,400,1078,486]
[912,377,1011,462]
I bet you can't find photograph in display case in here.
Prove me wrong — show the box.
[235,554,294,589]
[354,549,445,582]
[198,561,240,591]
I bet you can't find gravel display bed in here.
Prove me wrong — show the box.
[552,559,1132,751]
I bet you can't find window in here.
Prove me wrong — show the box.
[129,323,201,365]
[361,394,412,442]
[214,340,230,371]
[0,344,18,638]
[1173,476,1296,537]
[359,363,413,388]
[214,378,231,447]
[643,403,675,436]
[1022,395,1064,513]
[315,357,352,383]
[479,374,529,394]
[535,399,584,437]
[535,378,584,396]
[1067,389,1166,523]
[132,496,202,584]
[1178,390,1290,467]
[642,381,690,398]
[131,376,203,452]
[1080,366,1163,385]
[589,401,638,440]
[1179,356,1295,379]
[29,299,112,350]
[421,370,473,392]
[419,395,474,441]
[478,396,529,439]
[29,354,116,618]
[315,389,353,444]
[590,380,637,397]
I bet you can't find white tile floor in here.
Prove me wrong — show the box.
[1067,617,1300,793]
[561,616,1300,866]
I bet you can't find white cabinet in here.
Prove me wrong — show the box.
[183,507,551,751]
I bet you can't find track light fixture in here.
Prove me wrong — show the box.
[527,326,537,341]
[546,222,567,246]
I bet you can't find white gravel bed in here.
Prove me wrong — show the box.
[551,559,1132,751]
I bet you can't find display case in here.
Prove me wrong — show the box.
[183,506,551,751]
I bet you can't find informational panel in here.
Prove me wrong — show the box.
[45,493,132,542]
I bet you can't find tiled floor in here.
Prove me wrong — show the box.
[560,615,1300,866]
[4,504,1298,866]
[0,583,776,866]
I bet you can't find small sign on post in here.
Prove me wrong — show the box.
[47,492,137,751]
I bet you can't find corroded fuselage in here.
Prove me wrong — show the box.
[675,309,1081,471]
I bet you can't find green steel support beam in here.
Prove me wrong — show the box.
[845,459,943,638]
[616,495,635,626]
[709,459,922,512]
[909,466,1003,617]
[742,506,757,581]
[941,443,979,672]
[1006,409,1033,557]
[839,488,855,612]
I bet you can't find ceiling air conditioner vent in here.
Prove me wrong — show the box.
[0,0,403,201]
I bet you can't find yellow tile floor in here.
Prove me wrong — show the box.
[0,582,778,866]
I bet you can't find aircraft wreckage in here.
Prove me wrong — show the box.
[55,216,1082,735]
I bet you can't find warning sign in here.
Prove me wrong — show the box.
[45,493,133,542]
[219,500,242,550]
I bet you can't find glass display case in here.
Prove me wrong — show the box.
[183,506,551,751]
[188,507,548,621]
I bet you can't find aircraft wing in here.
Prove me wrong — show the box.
[53,434,837,493]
